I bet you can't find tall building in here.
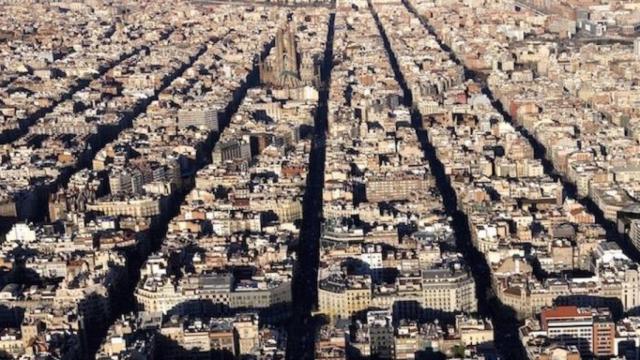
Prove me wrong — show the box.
[539,306,615,357]
[109,169,144,195]
[318,274,372,321]
[259,25,319,89]
[212,137,252,165]
[394,320,421,360]
[421,266,477,314]
[367,310,394,359]
[233,313,259,355]
[177,107,220,131]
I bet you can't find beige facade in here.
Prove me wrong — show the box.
[87,198,161,217]
[318,282,372,321]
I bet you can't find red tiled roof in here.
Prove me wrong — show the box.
[542,306,580,319]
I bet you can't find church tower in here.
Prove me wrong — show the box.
[275,25,298,75]
[259,24,303,89]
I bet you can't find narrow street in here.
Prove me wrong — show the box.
[286,12,335,360]
[0,28,176,145]
[87,38,276,358]
[372,2,526,357]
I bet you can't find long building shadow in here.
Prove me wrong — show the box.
[285,12,335,360]
[0,36,232,359]
[371,2,526,358]
[481,88,640,268]
[0,28,176,145]
[400,0,640,266]
[0,30,213,224]
[87,38,277,358]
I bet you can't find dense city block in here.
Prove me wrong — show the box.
[3,0,640,359]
